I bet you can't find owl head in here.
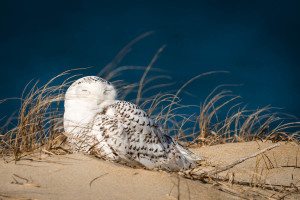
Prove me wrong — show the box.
[65,76,117,112]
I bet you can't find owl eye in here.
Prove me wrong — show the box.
[81,89,91,95]
[104,89,110,95]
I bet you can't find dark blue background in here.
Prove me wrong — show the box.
[0,1,299,122]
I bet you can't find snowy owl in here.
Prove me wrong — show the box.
[64,76,201,171]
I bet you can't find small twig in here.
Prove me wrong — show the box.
[42,149,55,155]
[51,146,72,154]
[13,174,29,183]
[11,174,40,188]
[89,173,109,187]
[177,174,181,200]
[0,193,39,200]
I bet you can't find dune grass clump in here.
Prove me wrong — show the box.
[0,34,299,162]
[0,71,75,160]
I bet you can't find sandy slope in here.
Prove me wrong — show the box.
[0,154,235,200]
[0,141,299,200]
[192,141,300,187]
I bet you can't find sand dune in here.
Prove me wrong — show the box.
[0,141,299,200]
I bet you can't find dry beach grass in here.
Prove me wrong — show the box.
[0,33,299,199]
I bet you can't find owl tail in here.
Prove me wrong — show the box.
[175,142,202,162]
[162,135,202,171]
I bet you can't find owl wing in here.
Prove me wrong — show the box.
[102,101,201,170]
[88,113,171,168]
[108,101,163,139]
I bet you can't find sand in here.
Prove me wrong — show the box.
[192,141,300,187]
[0,141,299,200]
